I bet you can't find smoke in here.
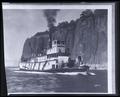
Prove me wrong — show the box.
[43,9,60,28]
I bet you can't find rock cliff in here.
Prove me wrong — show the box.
[21,9,107,64]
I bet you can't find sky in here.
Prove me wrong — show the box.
[2,9,84,67]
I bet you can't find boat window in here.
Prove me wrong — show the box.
[59,49,62,53]
[55,53,57,57]
[57,41,60,44]
[56,60,58,63]
[56,65,58,69]
[54,41,57,44]
[61,41,64,44]
[52,64,55,69]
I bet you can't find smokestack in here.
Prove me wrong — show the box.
[43,9,60,48]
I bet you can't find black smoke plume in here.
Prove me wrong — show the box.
[43,9,60,48]
[43,9,60,28]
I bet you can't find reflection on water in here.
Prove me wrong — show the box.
[6,67,107,93]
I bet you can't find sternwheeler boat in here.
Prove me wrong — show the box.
[19,40,89,73]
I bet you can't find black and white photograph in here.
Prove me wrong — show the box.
[2,3,115,95]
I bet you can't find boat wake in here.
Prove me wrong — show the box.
[14,70,96,76]
[89,72,96,75]
[55,72,87,75]
[14,70,53,75]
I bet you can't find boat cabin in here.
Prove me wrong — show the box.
[47,40,65,55]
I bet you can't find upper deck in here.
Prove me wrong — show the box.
[47,40,66,55]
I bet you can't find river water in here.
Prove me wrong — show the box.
[5,67,107,94]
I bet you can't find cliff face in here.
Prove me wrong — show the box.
[21,9,107,64]
[21,31,49,61]
[72,9,107,64]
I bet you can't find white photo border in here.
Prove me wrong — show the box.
[2,2,115,95]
